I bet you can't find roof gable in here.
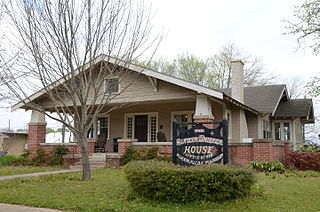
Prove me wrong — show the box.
[274,99,314,122]
[219,84,287,113]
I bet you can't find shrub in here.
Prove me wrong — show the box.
[248,161,285,173]
[21,150,30,159]
[298,141,320,152]
[0,155,17,166]
[32,149,49,165]
[125,160,256,202]
[121,146,159,165]
[287,152,320,171]
[52,145,69,157]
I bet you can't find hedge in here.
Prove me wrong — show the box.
[125,160,256,202]
[287,152,320,171]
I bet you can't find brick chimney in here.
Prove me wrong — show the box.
[231,60,244,103]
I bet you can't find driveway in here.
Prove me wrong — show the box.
[0,203,63,212]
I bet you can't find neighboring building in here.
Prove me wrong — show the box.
[46,131,73,143]
[11,56,314,165]
[0,131,28,155]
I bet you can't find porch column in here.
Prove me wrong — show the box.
[28,110,46,158]
[193,95,214,128]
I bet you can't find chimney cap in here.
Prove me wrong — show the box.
[231,59,244,65]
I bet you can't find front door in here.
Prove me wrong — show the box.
[134,115,148,142]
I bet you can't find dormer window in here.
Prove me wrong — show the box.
[105,77,119,94]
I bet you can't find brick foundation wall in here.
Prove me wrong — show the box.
[229,140,291,166]
[115,137,292,167]
[40,141,96,155]
[229,144,253,166]
[252,139,273,161]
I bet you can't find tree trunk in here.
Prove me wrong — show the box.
[80,137,91,180]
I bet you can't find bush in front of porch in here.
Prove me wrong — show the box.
[124,160,256,202]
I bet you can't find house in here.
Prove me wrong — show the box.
[11,56,314,165]
[0,131,28,155]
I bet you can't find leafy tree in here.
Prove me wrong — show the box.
[286,0,320,55]
[286,0,320,97]
[46,128,54,134]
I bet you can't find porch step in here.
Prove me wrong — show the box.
[69,153,107,169]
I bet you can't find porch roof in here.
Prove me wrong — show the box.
[11,55,224,111]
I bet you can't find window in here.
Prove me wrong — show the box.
[274,122,291,141]
[171,111,194,136]
[98,117,109,139]
[150,116,157,142]
[174,114,189,131]
[283,122,290,140]
[105,77,119,93]
[127,116,133,139]
[263,119,271,139]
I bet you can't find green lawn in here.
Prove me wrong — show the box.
[0,168,319,212]
[0,166,67,176]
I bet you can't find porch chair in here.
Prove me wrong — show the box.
[94,133,107,153]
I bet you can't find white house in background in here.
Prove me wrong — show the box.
[46,131,73,143]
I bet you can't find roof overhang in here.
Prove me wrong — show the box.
[11,55,224,111]
[223,94,259,115]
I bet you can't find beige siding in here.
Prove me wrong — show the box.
[246,111,259,138]
[212,101,224,121]
[0,134,27,155]
[228,104,249,143]
[40,71,197,109]
[294,118,304,144]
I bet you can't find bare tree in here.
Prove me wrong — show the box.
[2,0,160,180]
[145,43,277,89]
[208,42,277,88]
[284,77,305,99]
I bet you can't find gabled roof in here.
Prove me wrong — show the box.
[12,55,224,111]
[274,99,314,123]
[219,84,287,114]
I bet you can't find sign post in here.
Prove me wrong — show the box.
[172,120,228,165]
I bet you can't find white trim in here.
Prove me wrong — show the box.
[123,112,158,142]
[12,55,223,111]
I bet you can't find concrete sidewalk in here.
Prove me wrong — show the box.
[0,203,63,212]
[0,169,80,181]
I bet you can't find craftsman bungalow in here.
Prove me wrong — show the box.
[12,56,314,166]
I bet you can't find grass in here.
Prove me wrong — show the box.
[0,155,17,166]
[0,166,67,176]
[0,168,319,212]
